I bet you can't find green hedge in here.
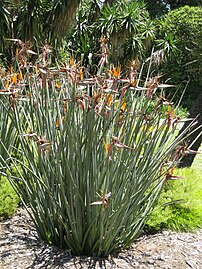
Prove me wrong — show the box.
[156,6,202,108]
[0,177,19,220]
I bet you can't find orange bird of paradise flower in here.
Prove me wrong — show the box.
[90,191,112,208]
[165,167,183,181]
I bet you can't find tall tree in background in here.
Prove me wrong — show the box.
[143,0,169,18]
[167,0,202,9]
[156,6,202,108]
[46,0,80,42]
[156,5,202,166]
[15,0,80,43]
[0,0,81,53]
[143,0,202,18]
[70,0,156,66]
[15,0,46,42]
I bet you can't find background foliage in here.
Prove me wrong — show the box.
[156,6,202,108]
[68,0,156,68]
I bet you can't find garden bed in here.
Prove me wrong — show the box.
[0,207,201,269]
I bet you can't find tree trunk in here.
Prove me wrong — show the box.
[178,92,202,168]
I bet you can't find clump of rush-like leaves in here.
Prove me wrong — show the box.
[0,41,201,257]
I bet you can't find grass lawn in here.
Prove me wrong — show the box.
[146,144,202,232]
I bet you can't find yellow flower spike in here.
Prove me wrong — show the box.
[55,82,61,89]
[112,65,121,78]
[106,94,113,106]
[103,139,108,154]
[166,105,175,118]
[106,69,113,76]
[79,68,83,80]
[55,118,59,127]
[171,109,175,118]
[12,73,17,84]
[167,105,171,114]
[17,71,23,81]
[118,101,127,125]
[56,116,65,127]
[107,65,121,78]
[120,101,127,112]
[131,60,136,69]
[70,57,76,67]
[34,66,39,76]
[5,82,10,89]
[63,100,67,113]
[103,139,113,160]
[8,66,14,74]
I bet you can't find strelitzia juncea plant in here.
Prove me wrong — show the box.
[0,94,19,171]
[0,61,200,257]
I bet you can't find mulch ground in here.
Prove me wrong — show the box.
[0,207,202,269]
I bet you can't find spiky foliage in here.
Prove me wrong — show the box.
[70,0,155,67]
[0,50,199,256]
[0,68,19,162]
[14,0,47,42]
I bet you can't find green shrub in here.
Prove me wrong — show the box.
[0,176,19,219]
[156,6,202,108]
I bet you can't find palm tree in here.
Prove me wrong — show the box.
[48,0,80,40]
[14,0,46,42]
[5,0,80,45]
[99,0,155,63]
[70,0,155,67]
[0,0,81,64]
